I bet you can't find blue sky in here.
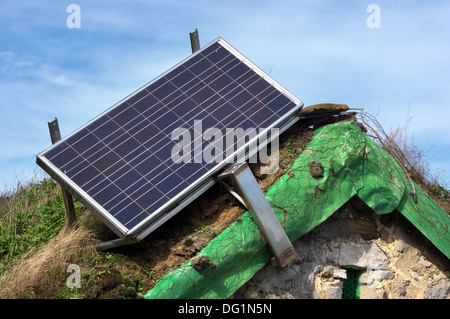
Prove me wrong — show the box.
[1,0,449,193]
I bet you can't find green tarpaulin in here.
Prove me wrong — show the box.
[145,120,450,299]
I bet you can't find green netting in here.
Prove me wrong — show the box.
[342,269,361,299]
[145,120,450,299]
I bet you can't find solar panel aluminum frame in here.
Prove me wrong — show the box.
[36,37,304,242]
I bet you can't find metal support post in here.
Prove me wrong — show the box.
[189,28,200,53]
[218,162,297,267]
[48,117,77,227]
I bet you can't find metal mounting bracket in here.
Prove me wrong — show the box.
[93,237,139,251]
[218,162,297,267]
[48,117,77,228]
[189,28,200,53]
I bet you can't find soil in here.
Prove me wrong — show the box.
[308,161,324,179]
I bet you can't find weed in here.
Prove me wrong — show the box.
[191,220,209,233]
[104,252,123,265]
[92,269,107,277]
[360,112,450,207]
[144,266,156,280]
[282,138,293,149]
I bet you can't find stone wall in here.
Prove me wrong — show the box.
[233,197,450,299]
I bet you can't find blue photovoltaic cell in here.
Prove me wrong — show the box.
[36,38,302,237]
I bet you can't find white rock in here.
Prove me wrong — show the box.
[424,279,450,299]
[333,268,347,279]
[360,270,394,287]
[339,242,389,270]
[324,281,343,299]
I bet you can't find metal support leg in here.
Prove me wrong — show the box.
[189,28,200,53]
[93,237,139,251]
[218,162,297,267]
[48,117,77,228]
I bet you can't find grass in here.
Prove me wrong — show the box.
[0,177,98,298]
[0,218,97,298]
[0,176,154,299]
[0,178,67,271]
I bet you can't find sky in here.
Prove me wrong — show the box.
[0,0,449,193]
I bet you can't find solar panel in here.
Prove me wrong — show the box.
[36,38,303,242]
